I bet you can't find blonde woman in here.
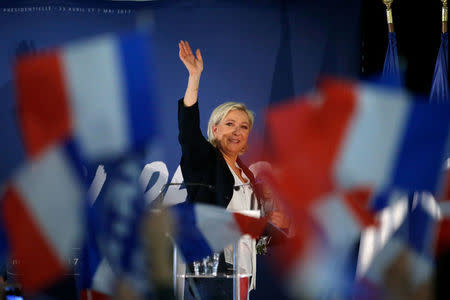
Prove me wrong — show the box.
[178,39,260,300]
[177,40,289,300]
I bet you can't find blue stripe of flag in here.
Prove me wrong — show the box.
[78,167,106,290]
[63,139,91,187]
[118,32,156,150]
[171,202,213,262]
[78,232,102,289]
[391,101,450,192]
[369,189,392,212]
[0,81,26,184]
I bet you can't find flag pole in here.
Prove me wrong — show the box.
[383,0,395,33]
[442,0,448,33]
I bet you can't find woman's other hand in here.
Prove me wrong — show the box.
[268,211,290,230]
[179,40,203,76]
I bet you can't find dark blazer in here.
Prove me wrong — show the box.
[178,99,258,208]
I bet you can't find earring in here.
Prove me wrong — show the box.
[240,144,248,155]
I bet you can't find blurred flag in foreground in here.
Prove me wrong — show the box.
[170,202,267,262]
[1,143,85,292]
[13,31,155,164]
[430,32,449,103]
[78,166,114,300]
[96,153,152,297]
[256,78,450,299]
[264,79,450,213]
[0,31,156,293]
[358,193,437,299]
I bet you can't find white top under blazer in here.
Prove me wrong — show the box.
[224,162,259,291]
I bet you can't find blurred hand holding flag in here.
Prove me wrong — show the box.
[0,31,157,293]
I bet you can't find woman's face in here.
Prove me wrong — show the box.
[212,109,251,156]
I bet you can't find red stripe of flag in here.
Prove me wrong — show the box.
[258,78,360,279]
[1,186,65,292]
[264,78,357,211]
[435,220,450,257]
[232,213,267,239]
[14,51,72,158]
[343,187,378,228]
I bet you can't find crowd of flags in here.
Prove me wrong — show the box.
[0,10,449,300]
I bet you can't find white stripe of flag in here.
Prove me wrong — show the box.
[62,35,131,161]
[13,145,84,264]
[335,85,410,189]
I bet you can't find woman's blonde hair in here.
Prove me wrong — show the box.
[207,102,255,147]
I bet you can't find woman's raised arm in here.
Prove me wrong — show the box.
[179,40,203,107]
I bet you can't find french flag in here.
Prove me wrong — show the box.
[13,31,155,164]
[0,31,156,293]
[171,202,267,262]
[264,78,450,213]
[1,144,85,292]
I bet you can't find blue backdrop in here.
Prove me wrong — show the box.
[0,0,361,204]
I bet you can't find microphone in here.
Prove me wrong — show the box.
[165,182,216,191]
